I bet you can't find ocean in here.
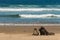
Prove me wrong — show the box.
[0,5,60,24]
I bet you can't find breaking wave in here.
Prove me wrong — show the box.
[0,5,60,11]
[0,8,60,11]
[0,14,60,18]
[20,14,60,18]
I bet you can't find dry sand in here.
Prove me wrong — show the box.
[0,24,60,40]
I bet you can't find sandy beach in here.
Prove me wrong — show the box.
[0,24,60,40]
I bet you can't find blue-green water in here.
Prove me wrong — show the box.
[0,8,60,24]
[0,3,60,24]
[0,0,60,5]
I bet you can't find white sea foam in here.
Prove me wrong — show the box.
[20,14,60,18]
[0,23,60,26]
[0,8,60,11]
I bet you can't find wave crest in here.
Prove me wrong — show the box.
[0,8,60,11]
[0,14,60,18]
[0,14,20,17]
[20,14,60,18]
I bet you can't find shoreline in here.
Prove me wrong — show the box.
[0,23,60,26]
[0,23,59,34]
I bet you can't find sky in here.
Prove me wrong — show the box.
[0,0,60,5]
